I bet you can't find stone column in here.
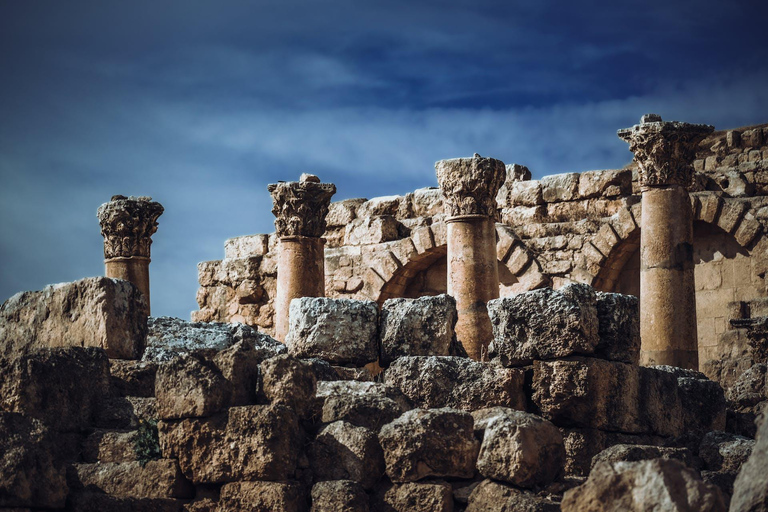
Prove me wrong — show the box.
[618,114,713,369]
[97,195,164,314]
[269,174,336,342]
[436,153,506,360]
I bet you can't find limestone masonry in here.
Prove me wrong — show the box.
[0,116,767,511]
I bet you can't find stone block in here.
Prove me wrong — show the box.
[509,180,543,206]
[466,479,559,512]
[71,460,194,499]
[699,431,754,475]
[487,284,599,366]
[473,408,565,488]
[344,215,401,245]
[311,480,369,512]
[378,408,479,482]
[155,354,231,420]
[219,481,307,512]
[66,492,185,512]
[384,356,525,411]
[82,429,139,463]
[110,359,157,397]
[561,459,726,512]
[411,225,435,254]
[0,347,111,432]
[406,187,444,218]
[321,393,404,432]
[159,404,302,484]
[741,128,764,148]
[541,173,580,202]
[717,200,748,234]
[378,480,454,512]
[0,413,67,509]
[578,169,632,199]
[0,277,147,359]
[734,211,763,247]
[310,421,385,489]
[213,341,261,406]
[357,195,401,218]
[259,354,317,416]
[651,366,726,433]
[532,357,684,436]
[379,295,463,366]
[286,298,379,365]
[591,444,696,471]
[730,406,768,512]
[595,292,640,364]
[327,198,366,227]
[224,234,269,259]
[561,429,666,477]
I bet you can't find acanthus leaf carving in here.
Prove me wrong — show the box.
[97,195,164,259]
[268,177,337,238]
[435,153,506,217]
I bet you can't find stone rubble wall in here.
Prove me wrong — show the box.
[192,123,768,380]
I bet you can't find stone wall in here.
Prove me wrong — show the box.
[192,123,768,375]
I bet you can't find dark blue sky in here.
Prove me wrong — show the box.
[2,0,767,319]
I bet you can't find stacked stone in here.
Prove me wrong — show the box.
[693,125,768,196]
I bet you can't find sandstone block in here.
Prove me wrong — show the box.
[260,354,317,416]
[0,413,67,509]
[727,363,767,408]
[561,459,726,512]
[541,172,580,202]
[591,444,696,471]
[321,393,404,431]
[578,169,632,199]
[224,234,270,259]
[0,277,147,359]
[310,421,385,489]
[344,215,401,245]
[509,180,543,207]
[110,359,157,397]
[378,408,479,482]
[405,187,445,218]
[473,407,565,488]
[357,195,401,218]
[311,480,369,512]
[286,298,379,365]
[378,480,454,512]
[66,492,185,512]
[155,354,230,420]
[159,404,301,484]
[71,459,194,499]
[487,284,599,366]
[145,316,285,363]
[466,479,559,512]
[532,357,684,436]
[384,356,525,411]
[316,380,413,420]
[562,429,666,477]
[0,347,111,432]
[213,340,261,406]
[699,431,754,476]
[595,292,640,364]
[652,366,727,433]
[219,481,307,512]
[379,295,463,366]
[82,429,139,463]
[730,406,768,512]
[327,198,366,227]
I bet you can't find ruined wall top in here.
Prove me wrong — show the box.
[436,153,506,217]
[268,174,337,238]
[618,114,714,189]
[97,195,164,259]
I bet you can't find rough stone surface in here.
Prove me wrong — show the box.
[466,479,560,512]
[473,407,565,488]
[561,429,667,477]
[379,294,464,366]
[730,411,768,512]
[159,404,302,484]
[311,480,369,512]
[310,421,385,489]
[321,393,404,432]
[378,408,479,482]
[488,284,599,366]
[212,341,261,406]
[144,316,285,363]
[260,354,317,416]
[286,298,379,365]
[0,412,67,509]
[97,195,164,259]
[595,292,640,364]
[219,481,307,512]
[591,444,696,470]
[71,459,194,499]
[268,178,336,238]
[0,347,111,432]
[562,459,726,512]
[377,480,454,512]
[435,154,506,217]
[653,366,727,433]
[0,277,147,359]
[82,429,139,463]
[384,356,525,411]
[155,354,230,420]
[110,359,157,397]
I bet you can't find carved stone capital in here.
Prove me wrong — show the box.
[618,114,714,189]
[436,153,506,217]
[97,195,164,259]
[268,174,337,238]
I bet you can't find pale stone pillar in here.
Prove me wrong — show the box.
[269,174,336,342]
[97,195,164,314]
[618,114,713,369]
[436,153,506,360]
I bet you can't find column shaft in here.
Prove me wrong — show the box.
[105,257,151,312]
[639,185,698,368]
[275,236,326,342]
[447,215,499,360]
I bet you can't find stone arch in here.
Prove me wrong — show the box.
[369,221,549,305]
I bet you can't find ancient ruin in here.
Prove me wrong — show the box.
[0,115,767,511]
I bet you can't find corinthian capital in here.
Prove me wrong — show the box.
[618,114,713,189]
[436,153,506,217]
[268,174,336,238]
[97,195,164,259]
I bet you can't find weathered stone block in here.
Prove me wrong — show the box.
[730,406,768,512]
[532,357,684,436]
[321,393,404,432]
[652,366,726,433]
[344,215,401,245]
[541,173,580,202]
[0,277,147,359]
[509,180,543,206]
[155,354,231,420]
[378,408,479,482]
[488,284,599,366]
[159,404,301,484]
[213,341,261,406]
[110,359,157,397]
[0,347,111,432]
[310,421,385,489]
[384,356,525,411]
[260,354,317,416]
[219,481,307,512]
[466,479,559,512]
[473,407,564,488]
[0,413,67,509]
[378,480,454,512]
[224,234,269,259]
[380,295,463,366]
[578,169,632,199]
[699,431,754,475]
[71,460,194,499]
[82,429,139,463]
[561,429,666,477]
[562,459,726,512]
[595,292,640,364]
[311,480,369,512]
[591,444,696,471]
[327,198,366,227]
[286,298,379,365]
